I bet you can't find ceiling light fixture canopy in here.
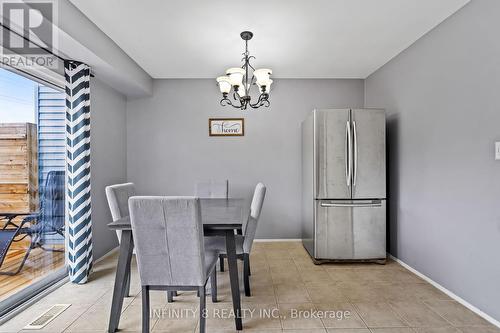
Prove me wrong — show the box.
[216,31,272,110]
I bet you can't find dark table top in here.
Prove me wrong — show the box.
[108,198,249,231]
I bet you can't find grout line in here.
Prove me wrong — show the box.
[388,254,500,329]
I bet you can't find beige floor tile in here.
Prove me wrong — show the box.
[293,258,325,271]
[201,325,283,333]
[381,283,450,302]
[36,283,109,306]
[298,269,332,284]
[268,259,297,269]
[66,302,125,332]
[275,284,311,303]
[326,329,370,333]
[306,283,347,304]
[152,307,198,332]
[327,269,371,283]
[457,327,500,333]
[370,329,414,333]
[353,301,408,328]
[238,303,282,330]
[119,304,155,331]
[266,249,294,261]
[423,300,493,327]
[388,301,450,327]
[205,302,242,330]
[337,282,386,302]
[408,285,450,301]
[283,329,327,332]
[413,327,461,332]
[272,274,303,286]
[279,303,324,330]
[315,303,367,329]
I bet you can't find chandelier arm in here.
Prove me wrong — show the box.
[247,56,256,71]
[248,93,265,108]
[220,96,244,109]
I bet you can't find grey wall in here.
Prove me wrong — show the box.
[126,79,364,239]
[365,0,500,321]
[91,78,127,259]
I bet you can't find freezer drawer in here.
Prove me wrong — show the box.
[315,200,353,259]
[314,200,386,260]
[352,199,386,259]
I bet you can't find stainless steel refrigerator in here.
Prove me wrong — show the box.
[301,109,386,262]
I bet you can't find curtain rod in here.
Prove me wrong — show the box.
[0,22,95,77]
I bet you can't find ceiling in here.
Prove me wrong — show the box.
[70,0,469,79]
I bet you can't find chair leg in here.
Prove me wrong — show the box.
[125,266,131,297]
[219,254,224,272]
[243,253,251,297]
[210,269,217,303]
[142,286,150,333]
[167,291,174,303]
[199,286,206,333]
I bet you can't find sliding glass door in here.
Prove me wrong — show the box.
[0,67,67,314]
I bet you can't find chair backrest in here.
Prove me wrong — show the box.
[105,183,136,221]
[243,183,266,253]
[39,170,65,233]
[195,180,228,198]
[129,196,206,286]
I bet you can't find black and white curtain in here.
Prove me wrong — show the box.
[64,61,93,284]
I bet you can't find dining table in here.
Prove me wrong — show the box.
[107,198,249,332]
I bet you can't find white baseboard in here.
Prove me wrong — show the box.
[254,239,302,242]
[388,254,500,328]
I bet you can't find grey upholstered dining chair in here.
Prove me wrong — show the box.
[205,182,266,296]
[105,183,136,242]
[105,182,136,297]
[195,180,229,198]
[129,196,219,333]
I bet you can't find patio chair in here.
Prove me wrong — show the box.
[0,170,65,275]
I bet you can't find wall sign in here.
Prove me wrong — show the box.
[209,118,244,136]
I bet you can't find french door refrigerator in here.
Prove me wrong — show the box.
[301,109,386,262]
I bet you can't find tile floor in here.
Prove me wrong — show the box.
[0,241,498,333]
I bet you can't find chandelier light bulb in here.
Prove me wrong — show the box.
[216,76,232,94]
[254,68,272,86]
[261,79,273,94]
[226,68,245,87]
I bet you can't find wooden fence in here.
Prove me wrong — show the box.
[0,123,39,218]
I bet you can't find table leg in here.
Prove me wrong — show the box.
[108,230,134,333]
[225,230,242,330]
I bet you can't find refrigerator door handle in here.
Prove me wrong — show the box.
[353,120,358,187]
[320,201,382,208]
[345,121,352,187]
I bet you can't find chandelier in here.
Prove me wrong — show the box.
[216,31,273,110]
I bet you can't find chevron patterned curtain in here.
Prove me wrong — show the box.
[64,61,93,284]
